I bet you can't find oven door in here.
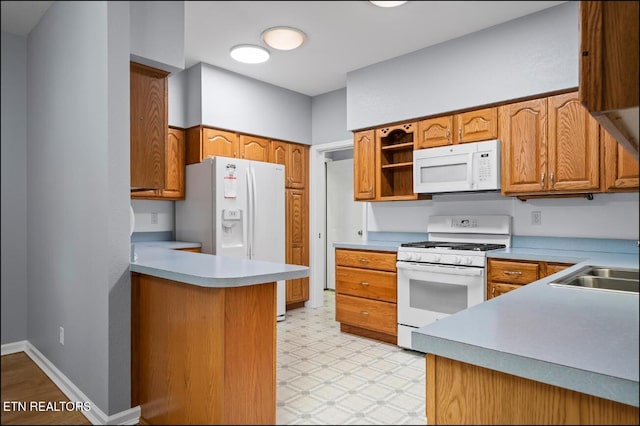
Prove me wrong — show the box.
[396,261,485,328]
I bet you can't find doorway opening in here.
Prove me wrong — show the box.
[309,140,367,309]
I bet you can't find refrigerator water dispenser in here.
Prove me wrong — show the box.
[221,209,244,247]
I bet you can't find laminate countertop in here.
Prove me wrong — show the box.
[413,247,639,407]
[130,241,308,288]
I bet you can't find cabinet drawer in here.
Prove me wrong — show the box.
[335,293,397,336]
[335,266,397,303]
[488,259,539,284]
[335,249,396,272]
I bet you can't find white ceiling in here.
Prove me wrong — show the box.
[2,1,566,97]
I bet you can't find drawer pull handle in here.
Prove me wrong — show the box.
[491,287,495,297]
[504,271,523,275]
[360,281,369,286]
[359,258,370,263]
[360,311,369,315]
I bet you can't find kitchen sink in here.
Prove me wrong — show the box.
[549,266,639,294]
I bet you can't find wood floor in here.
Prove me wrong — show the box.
[1,352,91,425]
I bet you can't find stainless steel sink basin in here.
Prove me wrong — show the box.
[549,265,639,294]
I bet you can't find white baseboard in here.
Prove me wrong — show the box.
[1,341,140,425]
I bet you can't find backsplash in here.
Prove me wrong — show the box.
[130,200,174,233]
[367,192,639,240]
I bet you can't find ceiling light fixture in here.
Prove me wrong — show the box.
[369,1,408,7]
[229,44,270,64]
[262,26,306,51]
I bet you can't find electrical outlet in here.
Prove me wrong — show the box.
[59,326,64,345]
[531,211,542,226]
[150,212,158,225]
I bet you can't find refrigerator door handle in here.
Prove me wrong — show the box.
[250,167,257,259]
[246,167,253,259]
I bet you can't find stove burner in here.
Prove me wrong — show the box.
[400,241,506,251]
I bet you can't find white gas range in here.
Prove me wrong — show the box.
[396,215,511,352]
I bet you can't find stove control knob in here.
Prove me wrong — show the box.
[463,256,473,265]
[407,253,415,261]
[453,256,461,264]
[433,254,441,262]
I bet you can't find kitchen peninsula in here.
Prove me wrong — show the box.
[130,244,308,425]
[414,247,639,425]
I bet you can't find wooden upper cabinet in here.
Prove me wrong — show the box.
[547,92,600,192]
[376,122,419,200]
[185,126,239,164]
[353,130,376,200]
[130,62,168,190]
[269,140,307,189]
[240,135,269,162]
[579,1,639,157]
[132,127,185,200]
[417,116,453,148]
[455,107,498,144]
[499,98,548,195]
[202,128,238,160]
[500,92,600,196]
[416,108,497,149]
[602,127,639,191]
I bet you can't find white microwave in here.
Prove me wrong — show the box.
[413,139,501,194]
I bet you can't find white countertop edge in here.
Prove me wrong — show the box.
[129,263,308,287]
[412,333,639,407]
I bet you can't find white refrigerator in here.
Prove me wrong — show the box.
[175,157,287,321]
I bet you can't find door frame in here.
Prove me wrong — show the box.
[308,139,367,308]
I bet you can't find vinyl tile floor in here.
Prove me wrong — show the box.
[276,290,427,425]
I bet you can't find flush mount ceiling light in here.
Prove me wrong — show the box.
[262,26,306,51]
[230,44,270,64]
[369,1,408,7]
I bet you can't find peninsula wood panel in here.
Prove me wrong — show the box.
[426,354,639,425]
[132,273,276,425]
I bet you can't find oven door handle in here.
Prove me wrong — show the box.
[396,262,484,276]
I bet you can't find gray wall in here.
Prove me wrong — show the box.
[26,1,130,415]
[189,62,312,144]
[346,2,578,130]
[130,0,185,73]
[1,32,28,344]
[311,88,352,145]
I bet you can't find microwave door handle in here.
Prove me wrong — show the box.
[467,152,474,189]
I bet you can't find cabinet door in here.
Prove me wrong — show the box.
[240,135,269,162]
[288,144,308,189]
[417,116,453,148]
[499,99,548,195]
[353,130,376,200]
[547,92,600,192]
[130,62,168,190]
[488,282,522,299]
[132,127,185,200]
[454,107,498,144]
[201,128,239,159]
[269,140,288,166]
[602,128,639,191]
[285,189,309,305]
[161,127,185,199]
[543,262,573,278]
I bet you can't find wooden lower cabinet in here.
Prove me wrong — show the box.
[131,273,276,425]
[285,188,309,308]
[335,249,397,344]
[426,354,639,425]
[174,247,201,253]
[488,258,573,299]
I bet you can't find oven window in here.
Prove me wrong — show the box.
[420,162,467,183]
[409,278,468,314]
